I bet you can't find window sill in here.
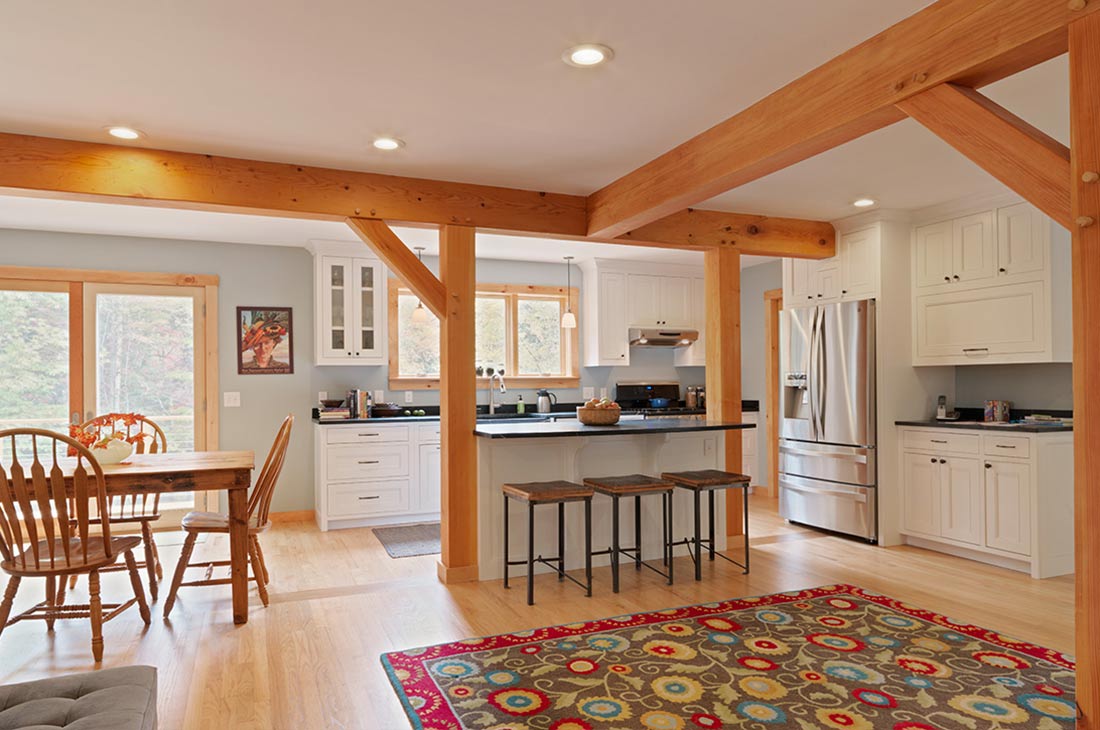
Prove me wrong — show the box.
[388,376,580,391]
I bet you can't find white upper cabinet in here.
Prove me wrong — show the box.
[783,224,879,308]
[582,260,704,367]
[838,226,879,300]
[997,203,1046,277]
[911,202,1068,366]
[952,211,996,284]
[311,244,386,365]
[914,221,954,289]
[596,271,630,365]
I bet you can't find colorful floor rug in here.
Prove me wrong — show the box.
[381,584,1075,730]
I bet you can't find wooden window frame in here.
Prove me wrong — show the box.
[388,279,579,390]
[0,265,220,453]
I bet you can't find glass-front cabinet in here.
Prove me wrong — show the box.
[310,242,386,365]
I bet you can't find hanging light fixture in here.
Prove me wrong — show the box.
[561,256,577,329]
[411,247,431,323]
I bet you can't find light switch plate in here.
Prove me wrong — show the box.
[223,392,241,408]
[582,387,595,400]
[374,390,384,404]
[318,391,327,402]
[404,390,414,404]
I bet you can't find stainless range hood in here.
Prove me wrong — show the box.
[628,327,699,348]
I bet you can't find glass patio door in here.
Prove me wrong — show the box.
[0,280,71,436]
[83,283,213,517]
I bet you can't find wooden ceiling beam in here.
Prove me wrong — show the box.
[346,218,446,319]
[616,209,835,259]
[898,83,1071,228]
[0,131,834,258]
[0,132,587,236]
[586,0,1100,239]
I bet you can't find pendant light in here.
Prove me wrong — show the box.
[561,256,577,329]
[410,247,431,323]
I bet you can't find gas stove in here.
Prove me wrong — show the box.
[615,382,705,418]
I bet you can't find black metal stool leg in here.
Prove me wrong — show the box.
[557,502,565,581]
[611,496,620,593]
[503,494,509,589]
[661,492,669,566]
[527,502,535,606]
[634,495,642,570]
[667,490,674,585]
[584,497,592,597]
[693,488,702,581]
[708,490,716,561]
[742,485,750,575]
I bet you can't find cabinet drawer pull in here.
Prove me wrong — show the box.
[994,444,1017,449]
[358,460,380,464]
[962,348,990,355]
[930,439,948,444]
[358,495,381,501]
[358,433,379,437]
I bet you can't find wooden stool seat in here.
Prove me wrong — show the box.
[583,474,674,495]
[502,481,593,503]
[661,470,751,490]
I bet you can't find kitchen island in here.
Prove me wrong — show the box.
[475,418,755,582]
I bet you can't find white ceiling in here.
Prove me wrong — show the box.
[0,1,1069,241]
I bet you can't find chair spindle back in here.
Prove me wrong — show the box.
[79,414,168,519]
[247,415,294,527]
[0,429,111,571]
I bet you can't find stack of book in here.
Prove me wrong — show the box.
[317,406,351,421]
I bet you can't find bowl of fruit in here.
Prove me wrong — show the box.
[577,397,622,426]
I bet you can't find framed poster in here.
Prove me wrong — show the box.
[237,307,293,375]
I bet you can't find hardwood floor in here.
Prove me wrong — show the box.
[0,496,1073,729]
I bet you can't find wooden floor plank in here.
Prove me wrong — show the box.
[0,497,1073,729]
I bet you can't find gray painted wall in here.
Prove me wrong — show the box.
[954,363,1073,411]
[739,261,781,485]
[1,228,713,511]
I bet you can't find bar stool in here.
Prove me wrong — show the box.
[583,474,675,593]
[661,469,751,580]
[502,481,594,606]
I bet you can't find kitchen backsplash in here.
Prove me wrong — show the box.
[954,363,1073,411]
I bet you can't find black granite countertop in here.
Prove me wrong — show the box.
[895,420,1073,433]
[474,418,756,439]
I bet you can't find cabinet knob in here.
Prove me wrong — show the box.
[930,458,937,463]
[999,267,1006,273]
[939,459,946,464]
[816,294,822,298]
[952,275,960,281]
[985,463,992,469]
[346,352,352,356]
[841,290,848,295]
[943,276,950,282]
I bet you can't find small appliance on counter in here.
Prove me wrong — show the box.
[536,389,558,414]
[935,394,960,421]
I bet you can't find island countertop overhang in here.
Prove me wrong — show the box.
[473,418,755,439]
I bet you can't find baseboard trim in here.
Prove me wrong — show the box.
[270,510,315,523]
[437,561,479,584]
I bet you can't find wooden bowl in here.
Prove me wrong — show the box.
[576,406,621,426]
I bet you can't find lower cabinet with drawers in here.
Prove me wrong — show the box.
[897,426,1073,578]
[314,421,441,531]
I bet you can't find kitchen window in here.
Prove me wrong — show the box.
[388,280,579,389]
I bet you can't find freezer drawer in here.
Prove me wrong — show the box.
[779,440,875,486]
[779,474,877,541]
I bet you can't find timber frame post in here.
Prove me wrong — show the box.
[1070,10,1100,726]
[703,248,744,536]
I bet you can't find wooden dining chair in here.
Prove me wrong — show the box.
[162,415,293,617]
[72,414,168,600]
[0,429,150,663]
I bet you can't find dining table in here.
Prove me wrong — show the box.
[39,451,256,624]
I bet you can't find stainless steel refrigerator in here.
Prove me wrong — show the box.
[778,299,877,541]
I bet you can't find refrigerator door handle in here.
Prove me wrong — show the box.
[814,308,827,439]
[807,307,819,441]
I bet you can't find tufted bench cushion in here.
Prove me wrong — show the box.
[0,666,156,730]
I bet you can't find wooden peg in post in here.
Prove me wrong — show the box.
[1069,0,1087,10]
[1078,216,1096,228]
[1084,171,1100,184]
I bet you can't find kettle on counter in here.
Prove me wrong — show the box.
[536,389,558,414]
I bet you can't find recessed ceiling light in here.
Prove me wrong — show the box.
[563,44,614,68]
[372,136,405,151]
[106,126,143,140]
[853,198,877,208]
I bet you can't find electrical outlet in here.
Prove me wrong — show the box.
[404,391,414,404]
[223,392,241,408]
[599,388,608,400]
[318,391,327,402]
[374,390,384,404]
[582,387,595,400]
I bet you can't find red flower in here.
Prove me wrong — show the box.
[737,656,779,671]
[1036,683,1064,696]
[566,659,600,675]
[551,719,593,730]
[692,713,723,728]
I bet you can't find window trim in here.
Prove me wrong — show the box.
[387,279,579,390]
